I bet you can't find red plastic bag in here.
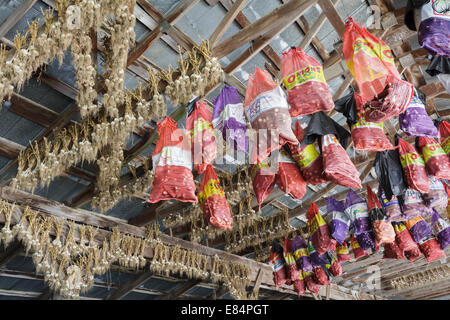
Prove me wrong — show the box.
[350,235,369,259]
[382,241,404,259]
[276,150,307,200]
[393,222,419,253]
[343,17,413,121]
[307,202,334,255]
[322,134,362,189]
[186,100,217,174]
[197,165,232,230]
[148,117,197,204]
[324,251,342,277]
[418,137,450,180]
[444,182,450,220]
[290,122,328,185]
[270,241,288,288]
[281,47,334,117]
[313,267,330,285]
[250,160,276,211]
[283,237,301,282]
[404,247,422,262]
[398,137,430,193]
[293,272,306,297]
[351,94,394,151]
[303,271,321,294]
[244,68,298,163]
[419,237,446,263]
[336,242,352,262]
[438,121,450,157]
[367,185,396,244]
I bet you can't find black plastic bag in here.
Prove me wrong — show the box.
[375,148,407,201]
[334,89,358,126]
[426,55,450,77]
[302,111,351,149]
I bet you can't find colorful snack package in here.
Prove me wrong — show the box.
[405,216,433,243]
[367,185,396,244]
[293,272,306,297]
[438,120,450,157]
[275,150,307,200]
[399,95,439,138]
[148,117,197,204]
[212,85,248,152]
[378,189,403,222]
[303,271,321,294]
[290,121,328,185]
[418,236,446,263]
[345,190,370,235]
[326,197,351,245]
[281,47,334,117]
[393,222,419,253]
[356,231,376,251]
[404,247,422,262]
[197,165,232,230]
[307,202,334,255]
[244,68,298,163]
[418,136,450,180]
[336,242,352,262]
[398,137,430,194]
[382,241,404,259]
[291,235,313,272]
[307,236,327,267]
[431,209,450,250]
[374,149,408,201]
[322,134,362,189]
[283,237,301,282]
[423,175,447,211]
[350,235,369,259]
[250,160,276,211]
[400,189,428,218]
[270,240,288,288]
[186,100,217,175]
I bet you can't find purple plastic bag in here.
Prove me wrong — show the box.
[212,85,249,152]
[326,197,350,245]
[423,175,447,211]
[356,231,376,251]
[401,189,428,218]
[406,216,433,244]
[307,237,327,267]
[431,209,450,250]
[291,235,313,272]
[344,190,370,235]
[378,189,403,222]
[399,95,440,138]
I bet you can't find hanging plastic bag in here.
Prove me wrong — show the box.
[343,17,414,121]
[291,235,313,272]
[250,160,276,211]
[418,236,446,263]
[293,272,306,297]
[405,216,433,243]
[417,136,450,180]
[197,165,232,230]
[212,85,248,153]
[393,222,419,253]
[307,236,328,267]
[307,202,334,255]
[404,247,422,262]
[383,241,404,260]
[148,117,197,204]
[281,47,334,117]
[290,121,328,185]
[283,237,301,282]
[276,149,307,200]
[350,234,369,259]
[398,137,430,194]
[367,185,396,244]
[399,94,439,138]
[270,240,288,288]
[186,100,217,174]
[378,189,403,222]
[438,120,450,157]
[345,190,370,234]
[303,271,321,294]
[326,197,351,245]
[244,68,298,163]
[374,149,408,201]
[336,242,352,262]
[313,266,330,285]
[431,209,450,250]
[324,251,342,277]
[400,189,428,218]
[356,231,376,251]
[444,182,450,220]
[423,175,447,210]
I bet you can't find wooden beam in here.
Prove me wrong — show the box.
[0,241,21,267]
[317,0,345,37]
[0,0,37,38]
[157,279,202,300]
[104,271,154,300]
[209,0,248,47]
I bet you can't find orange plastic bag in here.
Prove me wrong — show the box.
[147,117,197,204]
[197,165,232,230]
[275,149,307,200]
[244,68,298,163]
[250,160,276,211]
[281,47,334,117]
[186,100,216,174]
